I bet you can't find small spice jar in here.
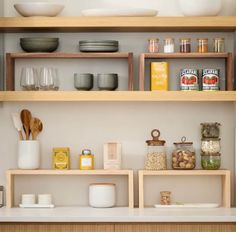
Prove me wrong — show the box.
[79,149,94,170]
[197,38,208,53]
[201,122,221,138]
[180,38,191,53]
[164,38,175,53]
[201,153,221,170]
[214,38,225,53]
[172,137,196,170]
[201,138,221,154]
[148,38,159,53]
[145,129,167,170]
[160,191,171,205]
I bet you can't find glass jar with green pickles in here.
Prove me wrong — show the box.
[201,154,221,170]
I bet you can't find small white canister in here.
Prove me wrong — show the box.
[18,141,40,169]
[89,183,116,208]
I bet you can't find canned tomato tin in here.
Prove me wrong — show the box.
[202,69,220,91]
[180,69,199,91]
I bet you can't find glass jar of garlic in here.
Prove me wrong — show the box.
[145,129,167,170]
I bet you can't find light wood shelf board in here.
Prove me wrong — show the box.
[7,169,133,175]
[143,53,229,59]
[1,91,236,102]
[8,52,131,59]
[1,17,236,32]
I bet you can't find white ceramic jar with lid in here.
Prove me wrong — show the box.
[89,183,116,208]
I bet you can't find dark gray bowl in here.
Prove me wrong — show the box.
[97,74,118,91]
[20,38,59,52]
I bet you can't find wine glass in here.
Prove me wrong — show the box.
[39,67,54,91]
[20,67,39,91]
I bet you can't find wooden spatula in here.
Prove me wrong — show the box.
[20,109,32,140]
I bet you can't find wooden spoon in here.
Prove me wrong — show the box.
[30,117,43,140]
[20,109,32,140]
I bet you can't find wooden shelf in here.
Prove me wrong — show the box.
[6,52,134,91]
[6,169,134,208]
[1,17,236,32]
[138,170,231,208]
[139,52,233,91]
[1,91,236,102]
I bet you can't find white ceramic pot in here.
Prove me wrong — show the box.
[89,183,116,208]
[18,141,40,170]
[21,194,36,205]
[178,0,222,16]
[38,194,52,205]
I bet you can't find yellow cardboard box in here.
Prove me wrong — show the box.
[53,147,70,170]
[151,62,169,91]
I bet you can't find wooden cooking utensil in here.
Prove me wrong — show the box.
[11,113,24,140]
[20,109,32,140]
[30,117,43,140]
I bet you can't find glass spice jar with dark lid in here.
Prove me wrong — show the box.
[180,38,191,53]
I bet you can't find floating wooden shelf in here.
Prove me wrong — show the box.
[1,91,236,102]
[1,17,236,32]
[6,169,134,208]
[139,53,233,91]
[138,170,231,208]
[6,52,134,91]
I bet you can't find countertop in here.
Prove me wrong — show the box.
[1,207,236,223]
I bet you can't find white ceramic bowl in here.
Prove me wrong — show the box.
[178,0,222,16]
[14,2,64,17]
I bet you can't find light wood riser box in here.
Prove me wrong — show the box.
[0,223,236,232]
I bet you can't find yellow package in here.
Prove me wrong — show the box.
[151,62,169,91]
[53,147,70,170]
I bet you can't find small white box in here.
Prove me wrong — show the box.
[103,143,122,170]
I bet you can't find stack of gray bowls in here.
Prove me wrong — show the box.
[79,40,119,52]
[20,38,59,52]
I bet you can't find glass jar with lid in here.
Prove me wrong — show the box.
[145,129,167,170]
[213,38,225,53]
[164,38,175,53]
[148,38,159,53]
[172,137,196,170]
[197,38,208,53]
[180,38,191,53]
[201,138,221,154]
[201,153,221,170]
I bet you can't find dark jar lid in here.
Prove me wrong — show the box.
[146,129,166,146]
[173,136,193,145]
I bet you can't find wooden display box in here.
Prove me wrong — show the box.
[6,169,134,208]
[138,170,231,208]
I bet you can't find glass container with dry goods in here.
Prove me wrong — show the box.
[197,38,208,53]
[201,122,221,138]
[148,38,159,53]
[201,153,221,170]
[201,138,221,154]
[164,38,175,53]
[172,137,196,170]
[160,191,171,205]
[214,38,225,53]
[145,129,167,170]
[180,38,191,53]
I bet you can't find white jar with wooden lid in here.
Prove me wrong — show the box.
[89,183,116,208]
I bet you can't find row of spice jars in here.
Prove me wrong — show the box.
[180,69,221,91]
[148,38,225,53]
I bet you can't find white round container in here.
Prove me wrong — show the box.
[178,0,222,16]
[21,194,36,205]
[38,194,52,205]
[18,141,40,169]
[89,183,116,208]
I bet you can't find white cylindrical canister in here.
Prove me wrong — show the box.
[89,183,116,208]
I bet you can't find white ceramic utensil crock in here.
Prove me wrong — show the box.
[89,183,116,208]
[18,141,40,169]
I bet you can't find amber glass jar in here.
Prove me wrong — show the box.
[148,38,159,53]
[197,38,208,53]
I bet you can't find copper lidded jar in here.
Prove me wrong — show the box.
[172,137,196,170]
[145,129,167,170]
